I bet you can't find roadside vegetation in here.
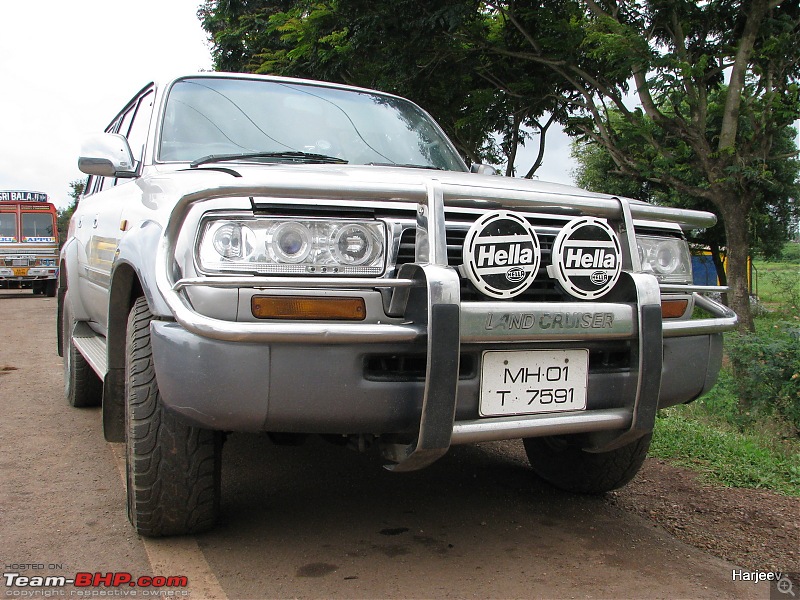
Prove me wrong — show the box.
[652,243,800,496]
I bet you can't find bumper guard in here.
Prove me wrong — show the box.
[154,180,738,471]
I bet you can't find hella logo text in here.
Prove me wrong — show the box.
[477,243,534,268]
[506,266,526,282]
[564,248,618,269]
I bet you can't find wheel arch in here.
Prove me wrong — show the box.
[57,238,85,357]
[102,261,144,442]
[56,263,68,357]
[102,220,170,442]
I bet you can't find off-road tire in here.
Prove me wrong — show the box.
[125,297,221,537]
[523,433,651,494]
[63,294,102,407]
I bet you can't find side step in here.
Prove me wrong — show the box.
[72,322,108,381]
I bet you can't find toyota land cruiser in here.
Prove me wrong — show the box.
[59,73,737,537]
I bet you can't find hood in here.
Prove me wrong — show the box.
[148,162,614,203]
[144,162,713,229]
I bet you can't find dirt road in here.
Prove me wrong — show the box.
[0,290,784,599]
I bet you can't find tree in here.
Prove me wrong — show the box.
[198,0,800,330]
[485,0,800,331]
[197,0,573,175]
[57,180,84,248]
[572,103,800,286]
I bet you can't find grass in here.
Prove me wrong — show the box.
[652,403,800,496]
[751,251,800,309]
[649,245,800,496]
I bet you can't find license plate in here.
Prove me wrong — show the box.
[480,349,588,417]
[12,267,28,277]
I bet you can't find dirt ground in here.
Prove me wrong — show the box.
[612,458,799,573]
[1,287,797,599]
[486,437,799,575]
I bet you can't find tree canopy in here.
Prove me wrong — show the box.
[198,0,800,330]
[572,100,800,283]
[198,0,573,175]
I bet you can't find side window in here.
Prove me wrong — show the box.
[83,116,125,196]
[90,173,109,195]
[86,88,155,193]
[126,91,154,170]
[116,107,135,139]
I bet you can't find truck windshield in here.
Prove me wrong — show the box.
[159,77,466,172]
[21,212,54,239]
[0,212,15,240]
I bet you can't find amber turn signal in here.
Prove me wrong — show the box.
[251,295,366,321]
[661,299,689,319]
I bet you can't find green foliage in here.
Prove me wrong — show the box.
[726,326,800,433]
[652,254,800,496]
[753,256,800,306]
[572,104,800,262]
[652,407,800,496]
[197,0,579,172]
[511,0,800,331]
[779,242,800,263]
[57,180,84,248]
[768,270,800,314]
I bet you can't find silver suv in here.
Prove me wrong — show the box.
[59,73,737,537]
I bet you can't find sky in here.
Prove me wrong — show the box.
[0,2,575,210]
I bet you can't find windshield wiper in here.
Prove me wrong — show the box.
[366,162,444,170]
[190,151,348,168]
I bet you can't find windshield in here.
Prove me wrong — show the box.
[0,212,16,241]
[159,77,466,171]
[21,212,54,240]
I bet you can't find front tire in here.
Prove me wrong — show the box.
[124,297,222,537]
[63,293,102,407]
[523,433,651,494]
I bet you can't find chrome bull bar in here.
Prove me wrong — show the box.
[380,182,662,469]
[153,178,738,471]
[382,180,462,471]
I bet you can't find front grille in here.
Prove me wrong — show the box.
[364,353,477,381]
[396,224,567,302]
[0,249,52,256]
[364,344,631,381]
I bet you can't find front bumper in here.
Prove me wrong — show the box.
[151,181,737,470]
[0,267,58,280]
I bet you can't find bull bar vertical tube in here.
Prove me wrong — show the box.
[382,180,462,471]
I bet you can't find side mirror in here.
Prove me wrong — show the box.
[78,133,137,178]
[470,163,498,176]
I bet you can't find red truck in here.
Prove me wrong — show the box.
[0,191,59,296]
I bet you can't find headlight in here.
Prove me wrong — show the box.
[198,217,385,275]
[636,235,693,284]
[269,222,312,264]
